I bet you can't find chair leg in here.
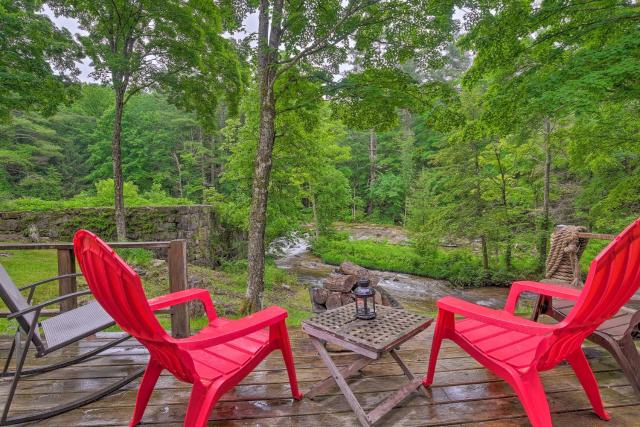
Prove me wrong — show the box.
[276,321,302,400]
[510,370,553,427]
[183,381,220,427]
[531,295,550,322]
[129,358,163,427]
[1,333,17,375]
[423,310,451,387]
[566,349,611,421]
[2,314,38,425]
[614,335,640,396]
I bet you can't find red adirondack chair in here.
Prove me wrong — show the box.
[73,230,302,427]
[424,218,640,427]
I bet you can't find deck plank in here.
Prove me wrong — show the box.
[0,328,637,426]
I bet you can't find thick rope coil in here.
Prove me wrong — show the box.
[545,225,588,288]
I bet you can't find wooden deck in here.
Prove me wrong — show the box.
[1,327,639,426]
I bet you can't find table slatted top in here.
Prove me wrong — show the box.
[302,304,433,353]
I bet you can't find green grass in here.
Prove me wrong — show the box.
[312,236,538,287]
[0,250,312,335]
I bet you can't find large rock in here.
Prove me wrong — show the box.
[338,261,380,286]
[311,287,329,305]
[325,292,343,310]
[340,293,355,306]
[323,273,357,292]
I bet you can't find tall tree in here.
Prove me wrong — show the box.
[0,0,80,123]
[330,67,434,220]
[49,0,241,240]
[234,1,455,312]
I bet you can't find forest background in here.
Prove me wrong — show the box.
[2,0,639,299]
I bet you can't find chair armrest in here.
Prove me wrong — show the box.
[18,273,83,291]
[148,288,217,320]
[504,281,582,313]
[7,290,93,319]
[171,306,288,349]
[438,296,557,336]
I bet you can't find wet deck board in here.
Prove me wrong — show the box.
[0,328,638,426]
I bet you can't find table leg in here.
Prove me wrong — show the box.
[306,354,373,400]
[310,337,372,427]
[390,349,429,397]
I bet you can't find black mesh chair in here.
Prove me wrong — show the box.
[0,263,144,425]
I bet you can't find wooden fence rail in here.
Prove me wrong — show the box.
[0,240,190,338]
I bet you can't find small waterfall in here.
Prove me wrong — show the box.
[268,232,311,261]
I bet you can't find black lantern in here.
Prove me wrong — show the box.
[353,278,376,320]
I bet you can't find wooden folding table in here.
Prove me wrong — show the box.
[302,304,433,427]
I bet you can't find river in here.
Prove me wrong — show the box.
[270,231,527,313]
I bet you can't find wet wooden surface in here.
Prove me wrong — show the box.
[0,327,638,426]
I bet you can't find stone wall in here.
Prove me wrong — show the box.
[0,205,222,264]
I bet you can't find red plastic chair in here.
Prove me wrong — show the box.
[73,230,302,427]
[424,218,640,427]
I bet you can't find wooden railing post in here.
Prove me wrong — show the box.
[168,239,189,338]
[57,249,77,312]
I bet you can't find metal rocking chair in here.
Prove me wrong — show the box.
[0,263,145,425]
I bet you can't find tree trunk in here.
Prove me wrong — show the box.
[366,129,377,215]
[112,89,127,241]
[481,235,489,272]
[171,151,183,198]
[473,141,488,272]
[492,138,512,270]
[244,83,276,314]
[538,117,552,272]
[352,184,357,221]
[243,0,284,314]
[311,192,319,238]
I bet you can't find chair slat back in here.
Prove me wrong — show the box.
[537,218,640,369]
[0,264,46,352]
[73,230,195,382]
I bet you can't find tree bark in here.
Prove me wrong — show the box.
[243,0,284,314]
[366,129,377,215]
[112,89,127,241]
[538,117,553,272]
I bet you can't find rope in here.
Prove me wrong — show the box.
[545,225,589,288]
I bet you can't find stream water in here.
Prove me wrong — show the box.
[270,231,523,313]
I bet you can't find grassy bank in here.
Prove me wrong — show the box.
[312,235,539,287]
[0,249,311,334]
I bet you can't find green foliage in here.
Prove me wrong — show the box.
[220,86,352,241]
[330,68,431,131]
[0,0,81,122]
[0,87,217,203]
[312,235,536,287]
[87,93,210,198]
[48,0,242,115]
[0,179,190,211]
[116,248,153,268]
